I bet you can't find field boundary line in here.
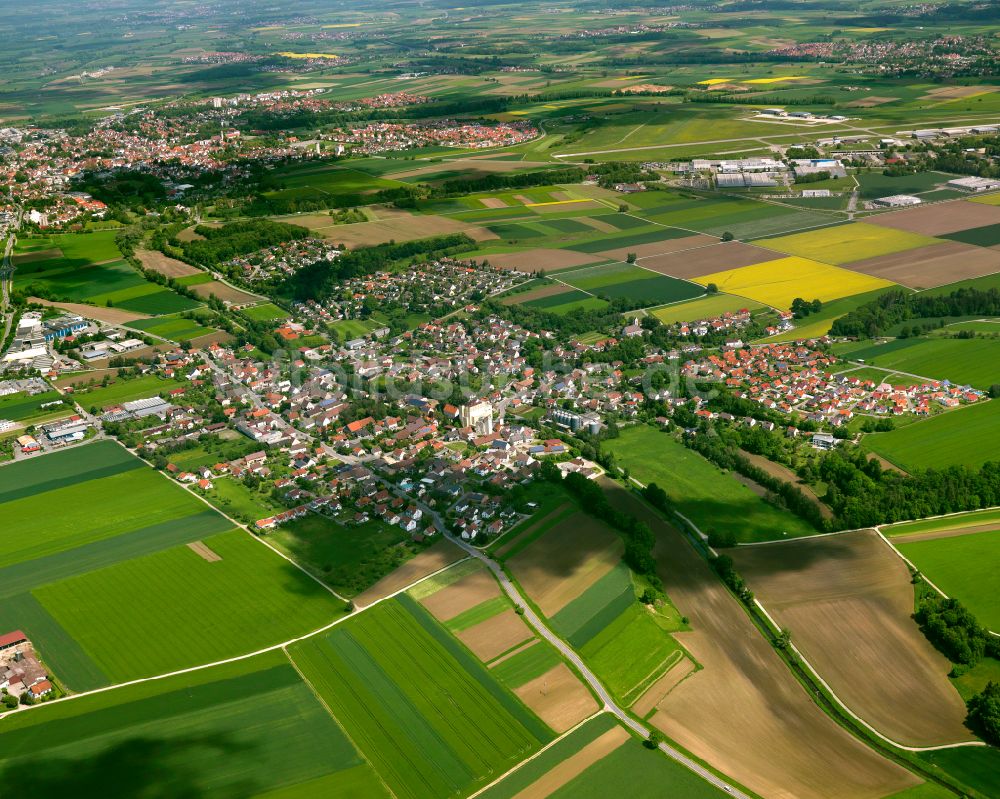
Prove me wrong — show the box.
[465,710,607,799]
[752,596,986,751]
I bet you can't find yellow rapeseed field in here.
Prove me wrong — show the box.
[756,222,942,265]
[693,256,894,308]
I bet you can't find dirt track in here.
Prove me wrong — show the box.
[603,482,918,799]
[733,530,974,748]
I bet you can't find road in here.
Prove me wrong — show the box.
[444,530,749,797]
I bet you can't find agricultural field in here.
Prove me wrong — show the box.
[14,232,201,315]
[554,261,704,305]
[601,481,920,799]
[604,427,818,542]
[33,528,344,681]
[864,397,1000,472]
[895,529,1000,631]
[124,313,218,342]
[733,531,971,747]
[756,223,940,265]
[841,242,1000,290]
[0,651,387,797]
[0,442,235,689]
[766,286,902,342]
[835,336,1000,389]
[287,597,552,799]
[693,256,894,309]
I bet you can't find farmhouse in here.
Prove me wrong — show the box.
[0,630,27,652]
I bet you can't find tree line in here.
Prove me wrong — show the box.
[831,286,1000,338]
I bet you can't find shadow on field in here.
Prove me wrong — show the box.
[0,734,257,799]
[728,530,874,583]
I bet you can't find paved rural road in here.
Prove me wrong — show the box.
[446,532,750,798]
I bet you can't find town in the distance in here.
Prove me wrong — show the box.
[1,1,999,798]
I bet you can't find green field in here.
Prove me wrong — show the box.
[0,466,221,569]
[557,262,704,305]
[885,508,1000,537]
[580,603,684,706]
[0,389,69,424]
[288,596,551,799]
[897,530,1000,630]
[0,651,388,798]
[34,529,344,681]
[604,426,818,542]
[125,314,217,342]
[917,746,1000,799]
[548,734,729,799]
[836,336,1000,389]
[856,171,961,200]
[865,399,1000,472]
[70,374,189,410]
[241,302,290,322]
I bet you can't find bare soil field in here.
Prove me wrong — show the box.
[637,241,777,279]
[602,480,918,799]
[187,541,221,562]
[191,280,262,305]
[925,85,987,99]
[867,200,1000,236]
[513,663,600,734]
[481,197,509,208]
[597,233,717,262]
[27,297,149,324]
[732,530,973,747]
[175,226,206,242]
[501,284,571,305]
[135,248,202,278]
[13,248,62,265]
[845,96,898,108]
[457,609,534,662]
[577,217,618,233]
[189,330,234,349]
[631,654,696,717]
[508,511,622,617]
[353,539,464,607]
[419,568,500,621]
[485,249,605,273]
[739,450,833,519]
[510,726,629,799]
[293,211,496,247]
[842,241,1000,288]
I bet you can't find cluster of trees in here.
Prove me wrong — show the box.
[485,295,639,337]
[179,220,311,267]
[790,297,823,318]
[914,595,999,666]
[831,286,1000,338]
[541,464,660,589]
[967,682,1000,746]
[285,234,475,302]
[710,554,753,603]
